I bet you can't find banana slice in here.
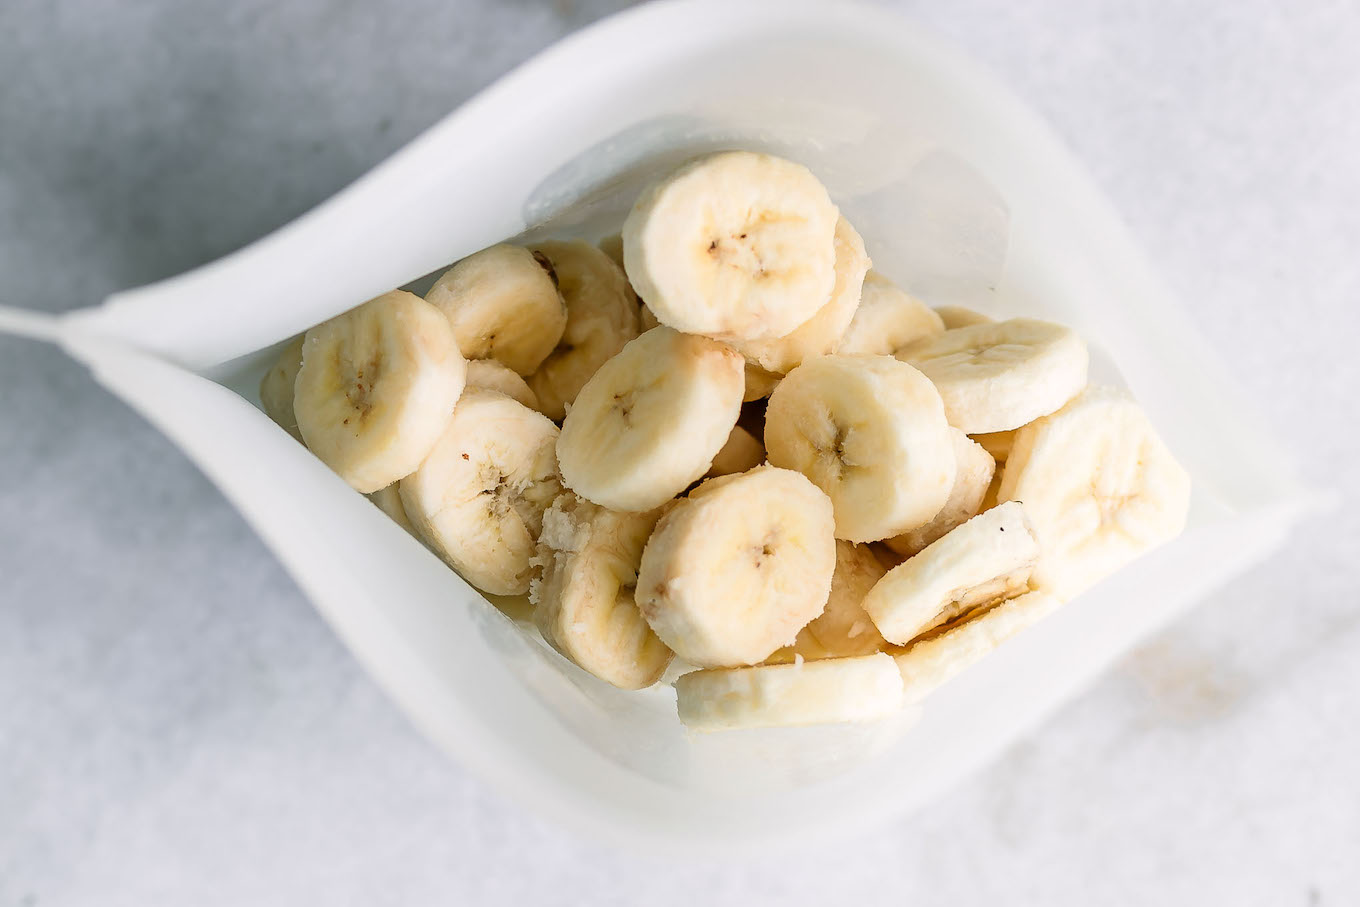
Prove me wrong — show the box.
[728,217,869,374]
[597,232,625,269]
[636,466,837,667]
[465,358,540,411]
[557,326,744,512]
[897,318,1088,434]
[425,244,567,375]
[638,304,660,332]
[622,151,840,341]
[675,653,904,732]
[763,355,955,543]
[767,540,889,662]
[368,483,417,537]
[864,502,1040,645]
[743,363,780,402]
[836,272,944,357]
[295,290,467,493]
[527,240,641,421]
[997,386,1191,598]
[531,493,673,689]
[934,306,993,330]
[892,590,1061,705]
[970,428,1015,463]
[398,388,561,595]
[706,425,765,477]
[259,335,305,442]
[884,429,995,557]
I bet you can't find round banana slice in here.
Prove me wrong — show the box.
[259,335,305,442]
[531,492,674,690]
[743,362,780,402]
[863,501,1040,645]
[465,358,540,411]
[557,326,744,512]
[675,653,903,732]
[934,305,993,330]
[622,151,840,341]
[891,590,1060,705]
[425,244,567,375]
[970,428,1015,463]
[706,424,765,478]
[636,466,837,668]
[596,232,625,269]
[399,388,561,595]
[884,429,995,557]
[527,240,641,421]
[767,540,889,662]
[763,355,955,543]
[996,386,1191,598]
[728,216,869,374]
[367,483,417,537]
[837,272,944,357]
[897,318,1088,434]
[295,290,466,493]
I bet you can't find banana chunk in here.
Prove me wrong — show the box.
[997,386,1191,598]
[892,590,1061,705]
[970,428,1015,463]
[898,318,1088,434]
[934,305,993,330]
[367,483,418,537]
[399,389,561,595]
[528,240,641,421]
[675,653,904,732]
[531,493,673,689]
[425,244,567,376]
[767,540,889,662]
[596,232,625,269]
[622,151,840,341]
[764,355,955,543]
[837,272,944,357]
[728,217,869,374]
[465,358,540,411]
[864,502,1040,645]
[259,335,305,442]
[295,290,467,493]
[706,425,765,478]
[557,327,744,512]
[636,466,836,667]
[885,429,996,557]
[743,363,780,402]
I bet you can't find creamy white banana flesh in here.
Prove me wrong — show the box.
[425,243,567,375]
[465,358,540,411]
[399,389,561,595]
[294,290,467,494]
[527,240,641,421]
[367,483,418,537]
[531,492,673,690]
[884,428,996,557]
[636,466,837,668]
[997,386,1191,598]
[863,501,1040,645]
[728,216,869,374]
[557,326,744,512]
[892,590,1061,705]
[764,355,956,543]
[837,271,944,357]
[934,305,993,330]
[259,335,305,442]
[675,653,904,732]
[623,151,840,341]
[898,317,1089,434]
[767,540,889,662]
[706,425,765,478]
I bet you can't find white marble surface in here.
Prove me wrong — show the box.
[2,0,1358,903]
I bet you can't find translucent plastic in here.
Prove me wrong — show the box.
[16,0,1311,851]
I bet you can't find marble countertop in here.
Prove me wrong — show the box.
[2,0,1357,903]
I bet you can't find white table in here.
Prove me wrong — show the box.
[2,1,1357,902]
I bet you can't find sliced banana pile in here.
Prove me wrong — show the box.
[260,151,1191,735]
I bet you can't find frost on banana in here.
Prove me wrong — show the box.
[531,492,673,690]
[399,389,561,595]
[527,240,641,421]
